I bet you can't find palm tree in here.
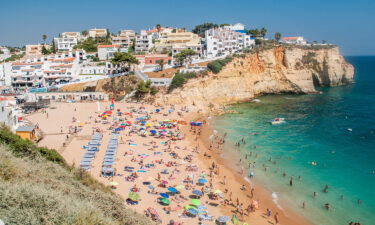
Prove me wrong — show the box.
[82,30,88,37]
[260,27,267,38]
[42,34,47,43]
[157,59,165,71]
[156,24,162,33]
[274,32,282,42]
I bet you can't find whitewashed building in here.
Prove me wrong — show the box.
[0,97,21,131]
[281,36,307,45]
[0,46,11,61]
[60,32,83,40]
[135,30,153,53]
[54,37,78,51]
[205,23,254,58]
[97,45,128,60]
[112,30,136,49]
[10,51,84,89]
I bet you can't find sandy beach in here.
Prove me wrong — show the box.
[26,101,312,225]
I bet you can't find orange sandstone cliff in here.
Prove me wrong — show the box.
[156,46,354,113]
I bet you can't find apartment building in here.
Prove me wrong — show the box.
[97,45,128,60]
[88,29,108,38]
[135,30,153,53]
[112,30,135,49]
[54,37,78,51]
[11,51,83,89]
[25,44,51,56]
[154,32,203,57]
[205,23,254,58]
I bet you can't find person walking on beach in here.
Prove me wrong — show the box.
[289,177,293,186]
[274,212,279,224]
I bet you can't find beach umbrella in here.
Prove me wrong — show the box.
[168,187,178,193]
[150,130,157,134]
[192,190,203,196]
[109,181,119,186]
[161,180,168,185]
[217,216,230,223]
[160,193,169,198]
[191,199,201,206]
[128,192,140,201]
[214,189,222,194]
[197,178,207,184]
[148,185,155,189]
[184,205,196,210]
[187,208,198,216]
[160,198,171,205]
[175,185,185,189]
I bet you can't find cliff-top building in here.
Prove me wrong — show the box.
[205,23,254,58]
[282,36,307,45]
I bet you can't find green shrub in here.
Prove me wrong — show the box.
[168,72,197,93]
[207,57,234,74]
[0,126,65,164]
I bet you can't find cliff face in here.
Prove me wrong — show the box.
[157,46,354,112]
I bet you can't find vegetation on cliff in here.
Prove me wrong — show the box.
[207,56,233,74]
[168,72,197,93]
[0,127,152,225]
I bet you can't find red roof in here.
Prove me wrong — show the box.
[12,62,43,66]
[282,37,301,41]
[51,57,75,62]
[98,45,120,48]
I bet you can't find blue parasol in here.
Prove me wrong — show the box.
[192,190,203,196]
[167,187,178,193]
[160,193,169,198]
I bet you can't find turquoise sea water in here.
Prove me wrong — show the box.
[212,56,375,225]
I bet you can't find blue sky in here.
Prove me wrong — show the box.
[1,0,374,55]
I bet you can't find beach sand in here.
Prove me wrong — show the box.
[26,101,312,225]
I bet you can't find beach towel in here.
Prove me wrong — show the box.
[129,143,137,146]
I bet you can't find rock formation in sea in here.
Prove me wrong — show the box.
[157,46,354,113]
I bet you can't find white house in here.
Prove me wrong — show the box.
[97,45,128,60]
[205,23,254,58]
[0,62,12,86]
[60,32,83,40]
[282,36,307,45]
[54,37,78,51]
[0,46,11,61]
[135,30,153,53]
[0,97,21,131]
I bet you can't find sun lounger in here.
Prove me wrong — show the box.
[102,162,115,166]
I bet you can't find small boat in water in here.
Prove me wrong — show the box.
[251,99,261,103]
[269,117,285,125]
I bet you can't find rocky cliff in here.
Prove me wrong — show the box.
[157,46,354,113]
